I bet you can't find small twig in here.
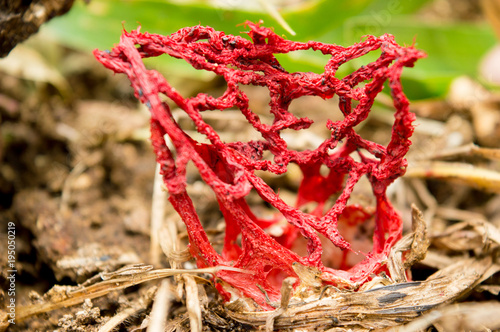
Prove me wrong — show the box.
[280,277,296,308]
[265,277,296,332]
[387,205,429,282]
[256,284,276,308]
[318,285,338,300]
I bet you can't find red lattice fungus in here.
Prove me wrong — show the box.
[94,22,425,309]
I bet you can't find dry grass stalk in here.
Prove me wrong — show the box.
[146,279,172,332]
[406,161,500,193]
[10,265,248,323]
[183,275,202,332]
[389,301,500,332]
[226,256,497,330]
[97,306,142,332]
[432,218,500,252]
[426,142,500,160]
[98,291,153,332]
[150,163,167,266]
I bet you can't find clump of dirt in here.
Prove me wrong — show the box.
[0,0,76,57]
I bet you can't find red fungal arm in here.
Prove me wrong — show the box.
[94,22,425,309]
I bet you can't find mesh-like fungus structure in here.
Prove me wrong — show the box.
[94,22,425,310]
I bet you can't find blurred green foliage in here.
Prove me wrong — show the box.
[43,0,497,99]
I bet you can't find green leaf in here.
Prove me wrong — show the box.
[44,0,376,51]
[42,0,497,99]
[344,17,497,98]
[41,0,376,78]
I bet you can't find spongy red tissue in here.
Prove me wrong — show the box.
[94,22,425,310]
